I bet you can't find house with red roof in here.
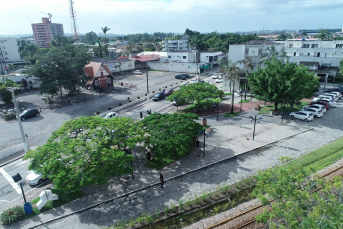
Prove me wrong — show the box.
[84,62,114,90]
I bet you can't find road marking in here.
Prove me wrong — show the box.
[14,160,29,167]
[0,168,22,194]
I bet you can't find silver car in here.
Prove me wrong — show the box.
[289,111,314,122]
[301,107,323,118]
[303,104,326,113]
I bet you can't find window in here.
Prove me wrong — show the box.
[336,44,343,48]
[308,53,310,56]
[183,56,186,59]
[289,44,293,48]
[168,56,171,58]
[302,44,310,48]
[95,80,99,86]
[294,52,296,56]
[311,44,318,48]
[107,78,111,83]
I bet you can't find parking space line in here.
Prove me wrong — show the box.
[0,168,22,194]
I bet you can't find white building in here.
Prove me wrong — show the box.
[227,39,343,92]
[162,36,190,52]
[0,38,23,74]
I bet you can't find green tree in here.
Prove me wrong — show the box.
[315,30,332,40]
[101,26,110,43]
[238,57,253,100]
[166,82,223,106]
[18,42,40,65]
[29,44,91,100]
[221,60,243,114]
[84,31,98,45]
[23,116,143,192]
[0,79,20,103]
[51,35,74,47]
[253,165,343,228]
[277,32,292,41]
[140,113,202,160]
[249,58,319,110]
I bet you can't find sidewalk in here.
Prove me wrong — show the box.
[6,98,324,229]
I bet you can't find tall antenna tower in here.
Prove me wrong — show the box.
[69,0,80,41]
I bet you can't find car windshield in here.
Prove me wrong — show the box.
[20,110,27,115]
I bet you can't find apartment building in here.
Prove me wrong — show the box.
[32,18,64,47]
[162,36,190,52]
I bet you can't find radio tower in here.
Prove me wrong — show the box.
[69,0,80,41]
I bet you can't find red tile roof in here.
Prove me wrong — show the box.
[84,62,113,85]
[129,54,160,62]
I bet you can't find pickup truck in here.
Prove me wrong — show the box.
[132,70,142,75]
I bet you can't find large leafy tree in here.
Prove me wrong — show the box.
[29,43,91,100]
[249,58,319,110]
[84,31,98,45]
[51,35,74,47]
[17,41,40,64]
[166,82,223,106]
[0,79,20,103]
[140,113,202,160]
[24,116,143,192]
[253,164,343,228]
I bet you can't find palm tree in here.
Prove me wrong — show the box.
[238,57,253,100]
[101,26,110,43]
[221,60,243,114]
[259,46,287,66]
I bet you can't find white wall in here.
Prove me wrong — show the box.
[148,61,197,73]
[0,38,21,63]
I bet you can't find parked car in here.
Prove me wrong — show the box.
[175,74,186,80]
[318,95,335,101]
[211,75,218,79]
[325,86,343,93]
[104,112,118,119]
[152,92,164,101]
[183,74,192,78]
[163,89,174,96]
[301,107,323,118]
[308,101,330,110]
[132,70,142,75]
[303,104,327,113]
[215,79,223,83]
[26,171,48,186]
[324,93,339,101]
[19,108,40,121]
[318,98,337,107]
[327,91,342,99]
[289,111,314,122]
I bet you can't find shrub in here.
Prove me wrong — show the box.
[1,206,25,226]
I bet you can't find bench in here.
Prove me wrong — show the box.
[205,128,213,138]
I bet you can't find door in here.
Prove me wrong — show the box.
[100,79,106,88]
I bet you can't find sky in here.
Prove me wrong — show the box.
[2,0,343,36]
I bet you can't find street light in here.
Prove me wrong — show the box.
[249,115,262,141]
[8,87,29,153]
[12,173,33,215]
[240,90,243,111]
[323,75,328,94]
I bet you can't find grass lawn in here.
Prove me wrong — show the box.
[240,99,251,103]
[224,112,240,117]
[21,188,84,220]
[224,92,232,96]
[258,101,311,114]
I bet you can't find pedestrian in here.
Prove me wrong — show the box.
[160,171,164,188]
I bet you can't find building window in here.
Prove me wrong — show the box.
[302,44,310,48]
[336,44,343,48]
[95,80,99,86]
[289,44,293,48]
[311,44,318,48]
[107,78,111,83]
[294,52,296,56]
[183,56,186,59]
[168,56,171,58]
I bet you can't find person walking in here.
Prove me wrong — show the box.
[160,172,164,188]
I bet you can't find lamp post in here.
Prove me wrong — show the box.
[8,88,28,153]
[249,115,262,141]
[323,75,328,94]
[146,63,149,102]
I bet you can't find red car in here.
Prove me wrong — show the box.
[163,89,174,96]
[308,101,330,110]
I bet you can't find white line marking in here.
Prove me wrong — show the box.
[0,168,22,194]
[15,160,29,167]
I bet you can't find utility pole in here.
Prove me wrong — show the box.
[146,62,149,101]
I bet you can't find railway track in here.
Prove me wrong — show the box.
[206,163,343,229]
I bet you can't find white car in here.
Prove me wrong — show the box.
[301,107,323,118]
[324,93,339,101]
[211,75,218,79]
[26,171,48,186]
[132,70,142,75]
[289,111,314,122]
[328,91,342,99]
[318,95,334,101]
[215,79,223,83]
[104,112,118,119]
[303,104,326,113]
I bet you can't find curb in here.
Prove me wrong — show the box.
[28,127,313,228]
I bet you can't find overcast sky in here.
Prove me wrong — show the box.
[2,0,343,36]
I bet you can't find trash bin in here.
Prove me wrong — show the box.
[24,202,33,215]
[196,139,200,148]
[202,117,207,126]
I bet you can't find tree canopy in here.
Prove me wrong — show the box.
[249,58,319,110]
[0,79,20,103]
[253,164,343,228]
[23,116,144,192]
[83,31,98,45]
[140,113,202,160]
[166,82,223,106]
[29,41,91,99]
